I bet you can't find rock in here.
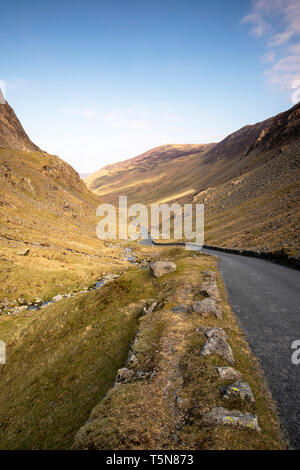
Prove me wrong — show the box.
[35,297,42,304]
[199,282,220,299]
[202,407,260,432]
[202,271,217,280]
[201,336,235,364]
[143,300,157,315]
[220,381,255,403]
[192,298,222,319]
[205,327,227,340]
[17,296,27,306]
[127,353,138,367]
[216,367,242,381]
[17,248,30,256]
[149,261,176,278]
[115,368,135,383]
[17,305,28,311]
[52,294,63,302]
[172,304,188,313]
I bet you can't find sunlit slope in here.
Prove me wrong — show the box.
[0,101,113,303]
[85,144,215,205]
[86,104,300,257]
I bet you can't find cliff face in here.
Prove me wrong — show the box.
[0,101,40,152]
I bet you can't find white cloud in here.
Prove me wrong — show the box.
[242,0,300,95]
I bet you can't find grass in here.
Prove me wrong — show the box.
[0,267,162,449]
[73,248,285,450]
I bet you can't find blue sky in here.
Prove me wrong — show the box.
[1,0,299,172]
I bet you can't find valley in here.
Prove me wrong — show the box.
[0,97,298,450]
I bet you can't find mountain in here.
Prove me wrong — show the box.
[85,143,215,205]
[86,103,300,258]
[0,97,108,305]
[0,100,40,152]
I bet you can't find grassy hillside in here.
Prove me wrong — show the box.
[85,104,300,258]
[85,143,214,205]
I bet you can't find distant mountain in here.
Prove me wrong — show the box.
[85,143,215,204]
[85,103,300,258]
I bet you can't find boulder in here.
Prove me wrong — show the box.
[205,327,227,340]
[115,368,135,383]
[127,353,138,367]
[143,300,157,315]
[201,336,234,364]
[220,381,255,403]
[202,407,260,432]
[17,248,30,256]
[216,367,242,381]
[53,294,63,302]
[149,261,176,278]
[199,281,220,299]
[192,298,222,319]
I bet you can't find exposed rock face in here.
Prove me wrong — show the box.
[0,88,5,104]
[201,336,235,364]
[220,381,255,403]
[0,102,40,151]
[202,407,261,432]
[192,298,222,319]
[216,367,242,381]
[149,261,176,278]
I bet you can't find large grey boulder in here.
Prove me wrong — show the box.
[216,367,242,381]
[192,298,222,319]
[220,380,255,403]
[149,261,176,278]
[202,407,260,432]
[201,336,235,364]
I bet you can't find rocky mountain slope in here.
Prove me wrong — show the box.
[0,101,40,152]
[0,98,121,305]
[86,103,300,258]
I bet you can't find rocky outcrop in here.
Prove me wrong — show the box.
[216,366,242,381]
[202,407,261,432]
[201,336,235,364]
[192,298,222,319]
[220,381,255,403]
[0,102,40,151]
[149,261,176,278]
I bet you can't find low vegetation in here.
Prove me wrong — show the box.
[73,247,284,450]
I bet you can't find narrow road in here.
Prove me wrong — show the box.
[203,248,300,449]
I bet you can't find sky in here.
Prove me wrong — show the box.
[1,0,299,173]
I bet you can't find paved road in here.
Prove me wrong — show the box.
[202,248,300,449]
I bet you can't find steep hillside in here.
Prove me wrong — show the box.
[0,99,124,307]
[0,102,40,152]
[86,104,300,258]
[85,144,215,204]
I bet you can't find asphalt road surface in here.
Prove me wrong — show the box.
[202,248,300,449]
